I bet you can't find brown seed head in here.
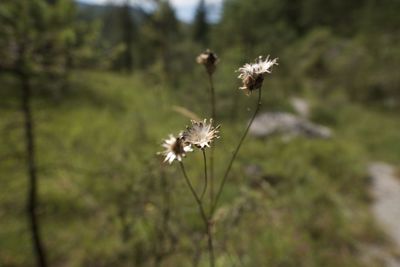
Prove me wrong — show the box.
[237,56,278,95]
[197,49,219,75]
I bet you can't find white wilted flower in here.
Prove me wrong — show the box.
[159,134,193,164]
[237,56,278,95]
[183,119,220,149]
[196,49,219,75]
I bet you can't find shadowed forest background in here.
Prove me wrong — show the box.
[1,0,400,266]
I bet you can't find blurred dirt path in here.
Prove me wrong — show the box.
[368,162,400,266]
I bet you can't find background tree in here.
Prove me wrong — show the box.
[120,0,136,72]
[0,0,80,266]
[192,0,209,46]
[155,0,179,75]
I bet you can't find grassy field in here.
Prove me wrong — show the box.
[1,70,399,266]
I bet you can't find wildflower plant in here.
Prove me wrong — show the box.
[158,51,277,267]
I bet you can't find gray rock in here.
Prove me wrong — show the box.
[249,112,332,139]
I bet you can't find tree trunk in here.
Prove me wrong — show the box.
[20,72,49,267]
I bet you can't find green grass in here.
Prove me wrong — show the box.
[338,106,400,164]
[1,70,397,266]
[311,96,400,164]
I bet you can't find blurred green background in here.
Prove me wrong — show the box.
[1,0,400,266]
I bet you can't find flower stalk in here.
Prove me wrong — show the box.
[200,148,208,200]
[211,87,262,214]
[197,50,219,208]
[208,72,216,208]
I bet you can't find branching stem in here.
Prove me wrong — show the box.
[179,162,215,267]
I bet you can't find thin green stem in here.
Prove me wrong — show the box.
[211,88,262,215]
[200,149,208,200]
[179,162,215,267]
[209,145,215,209]
[179,162,206,220]
[208,74,216,209]
[208,74,216,122]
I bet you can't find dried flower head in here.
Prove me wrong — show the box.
[159,134,193,164]
[237,56,278,95]
[196,49,219,75]
[183,119,220,149]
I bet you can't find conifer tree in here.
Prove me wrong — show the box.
[193,0,209,46]
[0,1,79,265]
[120,0,135,72]
[151,0,179,77]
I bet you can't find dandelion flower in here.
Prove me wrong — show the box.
[183,119,220,149]
[159,134,193,164]
[237,56,278,95]
[197,49,219,75]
